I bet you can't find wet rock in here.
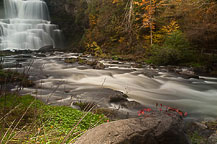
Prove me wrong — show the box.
[185,120,217,144]
[193,66,207,75]
[14,50,33,54]
[16,58,28,62]
[93,61,105,69]
[109,61,121,64]
[14,54,32,59]
[131,63,144,68]
[208,133,217,144]
[186,121,212,138]
[44,0,88,50]
[34,53,47,57]
[109,93,128,103]
[65,58,105,69]
[38,45,53,53]
[75,113,190,144]
[178,71,199,79]
[119,100,144,110]
[136,69,159,78]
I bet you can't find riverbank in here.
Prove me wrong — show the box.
[0,95,216,144]
[0,51,217,143]
[0,94,108,143]
[1,51,217,119]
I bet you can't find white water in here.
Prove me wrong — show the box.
[0,0,63,51]
[15,53,217,120]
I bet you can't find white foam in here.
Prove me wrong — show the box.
[0,0,63,50]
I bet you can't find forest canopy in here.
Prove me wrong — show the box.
[79,0,217,67]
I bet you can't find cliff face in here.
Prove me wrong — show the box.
[0,0,4,18]
[44,0,88,51]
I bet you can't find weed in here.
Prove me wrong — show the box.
[0,94,108,143]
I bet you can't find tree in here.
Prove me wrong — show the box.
[134,0,163,45]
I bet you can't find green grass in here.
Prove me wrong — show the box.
[0,94,108,143]
[190,132,206,144]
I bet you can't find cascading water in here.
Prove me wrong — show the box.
[0,0,63,51]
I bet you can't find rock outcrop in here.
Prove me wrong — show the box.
[44,0,88,50]
[185,120,217,144]
[0,1,4,19]
[74,113,190,144]
[38,45,54,53]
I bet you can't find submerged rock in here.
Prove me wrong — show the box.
[178,71,199,79]
[75,113,190,144]
[38,45,54,53]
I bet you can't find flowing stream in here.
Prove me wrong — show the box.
[0,0,216,121]
[7,53,215,120]
[0,0,62,51]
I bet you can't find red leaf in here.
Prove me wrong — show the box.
[178,112,183,116]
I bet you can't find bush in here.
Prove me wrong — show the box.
[150,30,192,65]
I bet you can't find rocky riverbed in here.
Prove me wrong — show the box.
[1,51,217,143]
[1,51,217,121]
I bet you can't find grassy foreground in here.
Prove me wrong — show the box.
[0,94,108,143]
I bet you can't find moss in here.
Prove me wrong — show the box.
[64,58,78,63]
[206,121,217,130]
[0,51,16,56]
[190,132,206,144]
[73,101,97,111]
[64,57,88,65]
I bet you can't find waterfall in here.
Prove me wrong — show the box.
[0,0,63,51]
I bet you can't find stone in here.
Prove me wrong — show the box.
[34,53,47,57]
[74,113,190,144]
[44,0,88,49]
[208,133,217,144]
[38,45,53,53]
[179,71,199,79]
[92,62,105,69]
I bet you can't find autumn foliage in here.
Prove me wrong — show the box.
[137,103,188,118]
[82,0,217,67]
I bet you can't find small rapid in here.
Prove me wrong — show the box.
[12,53,216,120]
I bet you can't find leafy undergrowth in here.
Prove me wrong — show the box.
[0,94,108,143]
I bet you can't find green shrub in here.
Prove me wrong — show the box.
[150,30,192,65]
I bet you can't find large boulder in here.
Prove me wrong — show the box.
[74,113,190,144]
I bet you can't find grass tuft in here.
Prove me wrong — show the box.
[0,94,108,143]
